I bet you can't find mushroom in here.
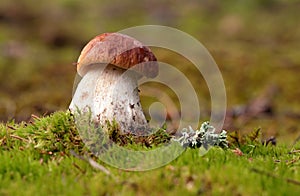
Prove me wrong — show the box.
[69,33,158,134]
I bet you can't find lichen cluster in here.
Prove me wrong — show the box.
[174,122,228,149]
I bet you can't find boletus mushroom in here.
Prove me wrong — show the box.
[69,33,158,134]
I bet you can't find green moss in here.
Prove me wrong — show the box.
[105,120,172,148]
[0,111,300,195]
[0,111,84,160]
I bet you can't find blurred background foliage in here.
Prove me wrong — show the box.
[0,0,299,143]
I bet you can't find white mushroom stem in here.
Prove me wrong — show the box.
[69,64,149,134]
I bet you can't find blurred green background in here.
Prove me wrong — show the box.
[0,0,299,143]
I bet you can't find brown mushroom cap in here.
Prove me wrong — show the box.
[77,33,158,78]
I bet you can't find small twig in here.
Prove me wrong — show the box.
[286,178,300,186]
[250,168,300,186]
[286,157,300,166]
[289,150,300,154]
[87,158,111,175]
[70,150,111,176]
[70,150,85,160]
[10,135,29,142]
[73,162,85,174]
[31,114,40,120]
[7,125,16,130]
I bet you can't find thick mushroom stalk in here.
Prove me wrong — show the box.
[69,33,158,134]
[70,64,148,133]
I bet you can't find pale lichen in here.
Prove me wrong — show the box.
[174,122,228,149]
